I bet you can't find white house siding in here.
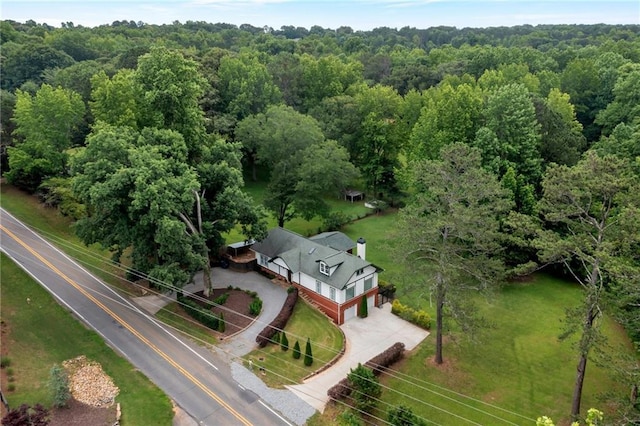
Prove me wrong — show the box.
[367,294,376,309]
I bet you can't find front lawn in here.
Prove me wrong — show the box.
[244,299,344,388]
[0,253,173,425]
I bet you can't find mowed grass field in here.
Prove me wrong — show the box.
[373,274,634,425]
[0,253,173,424]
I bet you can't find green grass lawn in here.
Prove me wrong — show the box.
[155,302,221,346]
[244,299,344,388]
[0,184,130,291]
[374,274,634,425]
[0,253,173,425]
[224,172,371,243]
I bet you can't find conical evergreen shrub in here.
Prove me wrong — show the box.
[359,294,368,318]
[280,331,289,351]
[304,338,313,366]
[292,340,301,359]
[218,312,225,333]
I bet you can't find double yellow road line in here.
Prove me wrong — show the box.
[1,224,252,426]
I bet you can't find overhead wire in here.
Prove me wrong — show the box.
[2,218,538,424]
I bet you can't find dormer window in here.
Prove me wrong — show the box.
[319,261,330,276]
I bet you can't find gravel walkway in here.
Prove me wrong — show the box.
[230,362,316,425]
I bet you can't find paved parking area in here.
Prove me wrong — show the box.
[287,303,430,412]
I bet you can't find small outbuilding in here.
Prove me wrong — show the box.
[343,189,365,203]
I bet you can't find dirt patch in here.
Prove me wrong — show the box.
[49,398,117,426]
[184,288,257,337]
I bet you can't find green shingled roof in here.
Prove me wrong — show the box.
[251,227,373,290]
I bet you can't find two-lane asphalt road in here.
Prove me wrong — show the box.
[0,208,292,425]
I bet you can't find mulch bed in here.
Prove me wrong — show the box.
[185,288,256,337]
[49,398,117,426]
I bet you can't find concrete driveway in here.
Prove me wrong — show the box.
[287,303,430,412]
[133,267,288,359]
[133,268,429,418]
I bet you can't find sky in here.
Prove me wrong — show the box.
[1,0,639,31]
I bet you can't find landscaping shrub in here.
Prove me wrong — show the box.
[364,342,405,376]
[391,300,431,330]
[328,343,406,401]
[358,294,368,318]
[304,338,313,366]
[348,363,381,413]
[218,312,225,333]
[178,295,220,330]
[327,378,352,400]
[1,404,49,426]
[280,332,289,351]
[1,356,11,368]
[388,404,427,426]
[292,340,301,359]
[249,298,263,316]
[338,410,363,426]
[323,211,350,231]
[49,364,70,408]
[213,292,230,305]
[256,287,298,347]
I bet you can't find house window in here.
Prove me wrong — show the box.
[330,287,336,301]
[356,268,363,276]
[346,285,355,300]
[316,280,322,294]
[258,254,269,266]
[364,277,373,291]
[319,261,330,276]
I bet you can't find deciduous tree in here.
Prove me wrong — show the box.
[6,84,84,192]
[347,363,380,413]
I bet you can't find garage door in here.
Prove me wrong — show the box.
[344,305,357,322]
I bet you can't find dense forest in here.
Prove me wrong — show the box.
[1,19,639,422]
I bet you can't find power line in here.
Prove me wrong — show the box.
[2,220,539,424]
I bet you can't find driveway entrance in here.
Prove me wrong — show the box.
[287,303,430,412]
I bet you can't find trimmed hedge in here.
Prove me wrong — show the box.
[178,294,219,330]
[327,342,405,401]
[327,377,351,401]
[364,342,405,375]
[391,299,431,330]
[256,287,298,347]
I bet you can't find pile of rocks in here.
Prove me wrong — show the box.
[62,356,119,407]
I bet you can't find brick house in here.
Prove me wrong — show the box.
[251,227,380,325]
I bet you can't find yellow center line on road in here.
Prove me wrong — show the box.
[1,224,252,426]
